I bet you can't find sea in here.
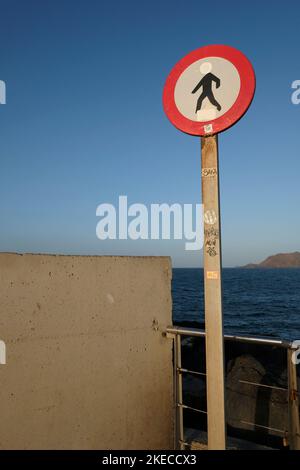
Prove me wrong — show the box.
[172,268,300,341]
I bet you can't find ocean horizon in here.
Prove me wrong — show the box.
[172,268,300,341]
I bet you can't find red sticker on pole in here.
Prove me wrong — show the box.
[163,44,255,136]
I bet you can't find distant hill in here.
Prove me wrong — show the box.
[242,252,300,268]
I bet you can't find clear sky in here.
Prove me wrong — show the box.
[0,0,299,267]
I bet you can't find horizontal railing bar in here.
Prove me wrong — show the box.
[240,420,285,435]
[178,367,206,377]
[239,379,288,392]
[168,326,205,338]
[225,334,291,349]
[178,403,207,415]
[166,326,293,349]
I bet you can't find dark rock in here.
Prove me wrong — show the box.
[226,354,288,437]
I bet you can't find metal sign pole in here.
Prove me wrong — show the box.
[201,134,226,449]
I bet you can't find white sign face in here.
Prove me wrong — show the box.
[174,57,241,122]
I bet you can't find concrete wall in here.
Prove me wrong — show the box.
[0,253,173,450]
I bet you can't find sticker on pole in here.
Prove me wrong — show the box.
[163,45,255,136]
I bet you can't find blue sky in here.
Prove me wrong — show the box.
[0,0,299,267]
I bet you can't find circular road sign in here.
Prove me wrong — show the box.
[163,45,255,136]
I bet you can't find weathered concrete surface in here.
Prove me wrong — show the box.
[0,253,173,449]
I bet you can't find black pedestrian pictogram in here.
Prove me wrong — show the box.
[192,64,222,113]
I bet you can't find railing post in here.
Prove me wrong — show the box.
[287,348,300,450]
[173,333,178,450]
[176,334,184,449]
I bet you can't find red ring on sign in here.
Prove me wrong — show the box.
[162,45,255,136]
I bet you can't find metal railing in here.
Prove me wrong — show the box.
[165,326,300,450]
